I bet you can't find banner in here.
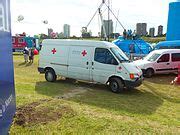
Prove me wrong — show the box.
[0,0,16,134]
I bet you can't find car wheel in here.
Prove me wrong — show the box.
[45,69,57,82]
[145,69,154,78]
[109,78,124,93]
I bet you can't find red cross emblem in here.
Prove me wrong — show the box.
[81,50,87,56]
[52,48,56,54]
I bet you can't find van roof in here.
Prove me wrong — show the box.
[157,40,180,46]
[42,39,117,48]
[152,49,180,54]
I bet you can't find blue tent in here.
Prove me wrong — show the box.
[112,36,152,57]
[155,40,180,49]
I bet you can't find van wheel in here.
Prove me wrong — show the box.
[145,69,154,78]
[45,69,57,82]
[109,78,124,93]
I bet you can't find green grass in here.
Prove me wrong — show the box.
[142,37,166,43]
[10,54,180,134]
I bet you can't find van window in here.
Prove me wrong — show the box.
[157,54,169,63]
[110,47,129,62]
[18,38,25,43]
[172,53,180,62]
[94,48,118,65]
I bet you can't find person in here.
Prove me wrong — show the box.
[129,29,132,39]
[132,30,136,40]
[129,44,135,61]
[23,47,29,63]
[29,49,34,63]
[123,29,127,39]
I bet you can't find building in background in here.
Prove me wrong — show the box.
[149,28,155,37]
[58,32,64,39]
[48,28,53,37]
[63,24,70,38]
[101,20,113,37]
[158,25,163,36]
[136,23,147,36]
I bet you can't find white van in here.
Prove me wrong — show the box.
[134,49,180,77]
[38,39,143,93]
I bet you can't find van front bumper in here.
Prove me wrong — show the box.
[124,76,143,87]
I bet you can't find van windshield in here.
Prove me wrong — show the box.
[110,47,129,62]
[145,53,161,62]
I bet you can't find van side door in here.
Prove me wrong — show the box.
[171,53,180,73]
[92,48,118,84]
[154,53,171,73]
[68,46,93,81]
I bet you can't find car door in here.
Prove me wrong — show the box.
[68,46,93,81]
[154,53,171,73]
[92,48,118,84]
[171,53,180,73]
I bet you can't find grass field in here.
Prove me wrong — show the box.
[10,54,180,134]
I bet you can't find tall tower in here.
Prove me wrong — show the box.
[158,25,163,36]
[149,28,155,37]
[136,23,147,36]
[166,1,180,41]
[101,20,113,37]
[63,24,70,38]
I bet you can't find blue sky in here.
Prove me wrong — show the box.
[11,0,175,36]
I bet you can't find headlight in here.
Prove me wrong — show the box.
[129,73,139,79]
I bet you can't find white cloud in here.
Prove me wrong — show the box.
[11,0,174,36]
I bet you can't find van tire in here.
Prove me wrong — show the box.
[145,68,154,78]
[45,69,57,82]
[109,78,124,93]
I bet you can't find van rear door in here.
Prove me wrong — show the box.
[68,46,93,81]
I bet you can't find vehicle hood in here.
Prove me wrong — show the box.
[123,62,142,75]
[133,60,152,69]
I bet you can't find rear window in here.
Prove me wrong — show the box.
[172,53,180,62]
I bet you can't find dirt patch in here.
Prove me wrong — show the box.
[14,99,75,126]
[56,87,90,99]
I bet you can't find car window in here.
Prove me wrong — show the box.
[94,48,118,65]
[157,54,169,63]
[172,53,180,62]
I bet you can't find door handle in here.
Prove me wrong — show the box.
[167,63,170,65]
[92,62,94,65]
[86,62,89,65]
